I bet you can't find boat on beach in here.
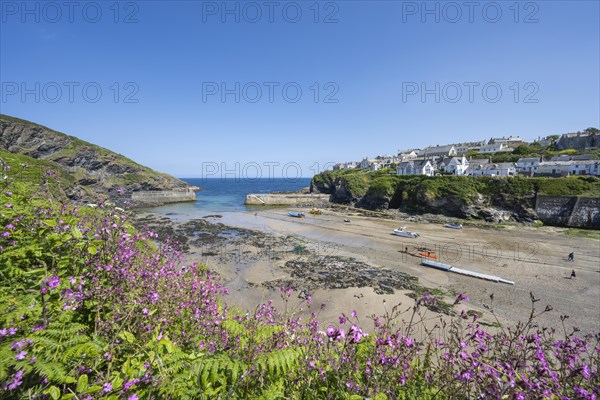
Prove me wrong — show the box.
[288,211,305,218]
[421,259,514,285]
[444,222,463,229]
[393,227,420,238]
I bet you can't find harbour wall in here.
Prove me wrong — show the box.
[131,188,198,206]
[245,193,330,206]
[535,195,600,229]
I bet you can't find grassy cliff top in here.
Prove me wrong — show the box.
[0,114,193,201]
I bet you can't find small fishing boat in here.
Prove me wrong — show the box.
[419,252,438,259]
[393,227,420,238]
[444,222,463,230]
[288,211,305,218]
[344,219,351,223]
[309,208,322,215]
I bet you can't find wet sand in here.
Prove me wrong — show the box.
[136,208,600,335]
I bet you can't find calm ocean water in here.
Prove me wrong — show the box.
[144,178,312,216]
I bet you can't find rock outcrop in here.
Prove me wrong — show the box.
[311,171,599,228]
[0,114,198,206]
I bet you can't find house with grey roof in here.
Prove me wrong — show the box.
[419,145,457,158]
[444,156,469,176]
[396,159,436,176]
[516,157,541,174]
[467,162,516,177]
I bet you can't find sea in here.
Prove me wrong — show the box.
[143,177,312,218]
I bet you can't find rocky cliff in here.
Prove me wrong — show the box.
[311,170,600,228]
[0,114,198,206]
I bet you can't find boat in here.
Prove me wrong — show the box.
[288,211,305,218]
[393,227,420,238]
[344,219,351,223]
[421,259,514,285]
[309,208,322,215]
[444,222,463,230]
[419,252,438,259]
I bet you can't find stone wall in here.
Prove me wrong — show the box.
[535,195,600,228]
[245,193,330,206]
[131,189,197,206]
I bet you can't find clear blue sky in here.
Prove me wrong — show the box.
[1,1,599,178]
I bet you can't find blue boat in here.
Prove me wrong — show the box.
[288,211,305,218]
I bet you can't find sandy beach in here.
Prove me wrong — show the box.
[135,207,600,335]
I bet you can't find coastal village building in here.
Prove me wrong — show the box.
[396,159,436,176]
[397,149,419,161]
[536,161,572,176]
[556,130,600,151]
[444,156,469,176]
[333,162,357,170]
[516,157,541,174]
[464,158,490,176]
[479,143,514,154]
[359,158,378,169]
[488,136,524,147]
[468,162,517,177]
[419,145,457,158]
[516,156,600,176]
[536,160,600,176]
[453,141,486,154]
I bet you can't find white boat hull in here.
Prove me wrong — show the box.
[393,228,419,238]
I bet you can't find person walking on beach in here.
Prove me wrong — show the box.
[570,269,576,278]
[568,252,574,262]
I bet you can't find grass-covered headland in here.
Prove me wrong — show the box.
[1,157,599,399]
[312,169,600,224]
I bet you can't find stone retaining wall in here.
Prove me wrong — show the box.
[245,193,330,205]
[535,195,600,228]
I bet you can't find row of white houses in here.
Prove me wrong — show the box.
[396,157,518,177]
[516,156,600,176]
[333,137,525,172]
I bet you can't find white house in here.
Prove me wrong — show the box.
[568,160,600,176]
[479,143,514,154]
[333,162,357,171]
[536,162,571,176]
[358,158,377,169]
[468,162,516,177]
[453,141,486,154]
[516,157,541,174]
[444,156,469,176]
[488,136,524,146]
[397,159,436,176]
[420,145,457,158]
[397,149,419,161]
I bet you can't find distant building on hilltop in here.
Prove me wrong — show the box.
[488,136,524,147]
[419,145,457,158]
[453,140,486,154]
[479,143,514,154]
[556,130,600,151]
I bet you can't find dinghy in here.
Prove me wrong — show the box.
[288,212,305,218]
[444,222,463,229]
[393,227,420,238]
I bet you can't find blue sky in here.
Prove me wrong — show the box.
[1,0,599,178]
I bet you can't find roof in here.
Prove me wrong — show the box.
[422,145,455,154]
[517,157,541,163]
[469,158,490,165]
